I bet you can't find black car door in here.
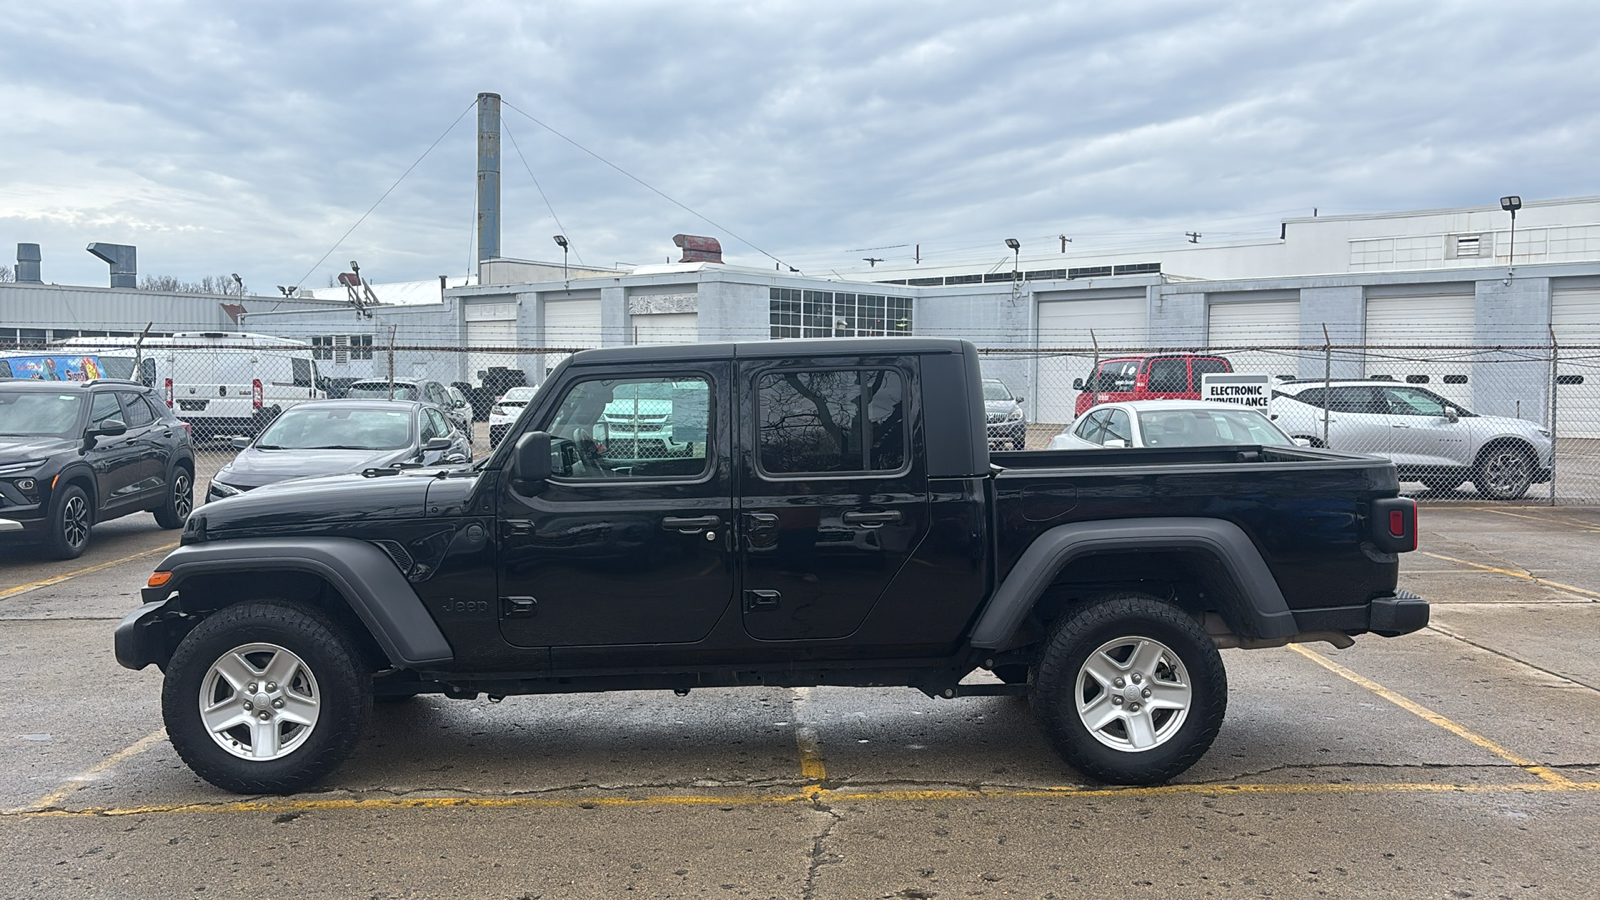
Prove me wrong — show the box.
[496,362,735,648]
[737,357,930,642]
[115,390,165,498]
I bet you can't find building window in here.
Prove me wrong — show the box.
[769,289,912,339]
[312,335,374,362]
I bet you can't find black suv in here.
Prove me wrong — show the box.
[0,379,196,559]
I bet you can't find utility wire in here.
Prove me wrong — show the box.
[504,120,584,267]
[290,99,477,291]
[502,99,790,270]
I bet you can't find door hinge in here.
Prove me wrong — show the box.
[743,590,781,611]
[502,596,538,617]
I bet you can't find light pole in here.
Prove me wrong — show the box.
[553,235,569,283]
[230,273,243,297]
[1004,238,1021,301]
[1500,195,1522,284]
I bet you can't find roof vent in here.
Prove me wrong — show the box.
[86,242,137,288]
[15,243,42,283]
[673,234,723,264]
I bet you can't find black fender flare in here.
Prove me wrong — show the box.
[119,537,453,669]
[968,517,1295,649]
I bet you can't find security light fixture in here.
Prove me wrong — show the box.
[553,235,569,281]
[1004,238,1020,251]
[231,273,242,296]
[276,285,299,298]
[1500,196,1522,284]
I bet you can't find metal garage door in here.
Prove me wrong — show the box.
[465,302,518,387]
[1207,299,1300,382]
[631,312,698,345]
[1036,297,1148,425]
[1365,294,1476,408]
[1552,287,1600,438]
[543,297,603,376]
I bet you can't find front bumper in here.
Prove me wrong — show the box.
[114,600,194,670]
[0,510,48,543]
[985,420,1026,442]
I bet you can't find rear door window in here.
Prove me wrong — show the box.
[1192,358,1230,385]
[116,392,155,427]
[757,369,905,475]
[1103,408,1133,444]
[1146,358,1188,393]
[1326,386,1387,414]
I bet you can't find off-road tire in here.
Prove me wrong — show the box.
[44,483,91,560]
[1031,593,1227,785]
[163,600,371,794]
[153,466,194,529]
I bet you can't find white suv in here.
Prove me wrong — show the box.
[1272,381,1553,500]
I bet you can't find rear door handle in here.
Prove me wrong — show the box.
[662,515,720,533]
[842,510,901,527]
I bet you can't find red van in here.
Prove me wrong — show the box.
[1072,353,1232,416]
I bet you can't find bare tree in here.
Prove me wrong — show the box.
[138,274,248,295]
[0,264,13,282]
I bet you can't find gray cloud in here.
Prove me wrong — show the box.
[1,0,1596,290]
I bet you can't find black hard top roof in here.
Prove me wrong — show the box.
[567,337,971,366]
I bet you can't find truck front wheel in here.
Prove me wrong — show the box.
[1031,593,1226,785]
[162,600,371,794]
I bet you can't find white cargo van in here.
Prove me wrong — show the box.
[56,332,323,438]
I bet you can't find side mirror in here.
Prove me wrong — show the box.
[91,418,127,437]
[1293,437,1312,448]
[1073,378,1085,391]
[422,436,453,452]
[1103,438,1128,449]
[230,436,251,450]
[511,431,553,488]
[1444,406,1460,423]
[1014,396,1025,405]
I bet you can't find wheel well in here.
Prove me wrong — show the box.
[169,570,391,672]
[1475,438,1537,467]
[1019,549,1256,641]
[60,471,98,515]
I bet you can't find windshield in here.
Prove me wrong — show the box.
[345,383,419,401]
[1137,407,1294,448]
[0,391,83,436]
[254,407,413,450]
[982,381,1014,401]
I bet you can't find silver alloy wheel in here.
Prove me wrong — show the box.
[61,494,89,549]
[172,471,193,519]
[199,642,321,761]
[1480,448,1531,497]
[1074,635,1192,752]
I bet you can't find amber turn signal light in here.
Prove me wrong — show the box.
[146,571,173,588]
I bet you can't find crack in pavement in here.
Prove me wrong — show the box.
[800,792,844,900]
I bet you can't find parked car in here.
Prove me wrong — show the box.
[1048,400,1300,450]
[1271,381,1554,500]
[0,378,194,558]
[206,400,472,502]
[489,385,539,447]
[982,379,1027,449]
[119,337,1426,795]
[1073,354,1233,417]
[58,332,324,440]
[343,379,471,436]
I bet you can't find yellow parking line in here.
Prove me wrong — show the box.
[1289,645,1572,785]
[1421,551,1600,600]
[796,727,827,782]
[9,779,1598,819]
[8,728,167,814]
[1456,507,1600,533]
[0,542,178,601]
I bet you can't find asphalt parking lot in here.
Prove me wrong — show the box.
[1,503,1598,898]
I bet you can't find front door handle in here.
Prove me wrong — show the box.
[662,515,720,533]
[743,512,779,532]
[842,510,902,527]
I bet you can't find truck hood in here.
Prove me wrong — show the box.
[190,467,478,539]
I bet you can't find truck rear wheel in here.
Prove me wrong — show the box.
[162,600,371,794]
[1031,593,1226,785]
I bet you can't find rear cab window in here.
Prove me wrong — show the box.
[755,369,906,475]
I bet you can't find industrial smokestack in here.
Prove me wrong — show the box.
[86,242,137,288]
[15,243,42,283]
[476,92,502,267]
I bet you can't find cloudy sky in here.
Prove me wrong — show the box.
[2,0,1597,292]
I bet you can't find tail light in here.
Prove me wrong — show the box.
[1371,497,1418,553]
[164,378,174,407]
[251,379,263,410]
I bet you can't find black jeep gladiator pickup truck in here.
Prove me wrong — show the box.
[116,337,1426,794]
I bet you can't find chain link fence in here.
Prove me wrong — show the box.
[982,343,1600,504]
[7,334,1600,503]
